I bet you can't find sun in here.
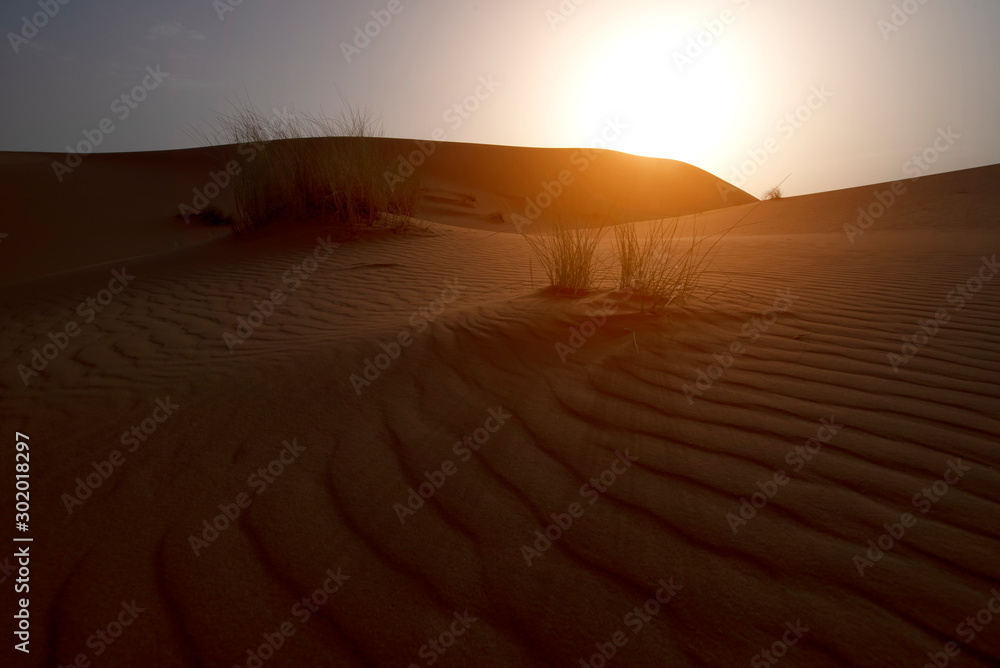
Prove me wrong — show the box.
[572,26,743,167]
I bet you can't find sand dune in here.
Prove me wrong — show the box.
[0,139,754,285]
[1,145,998,667]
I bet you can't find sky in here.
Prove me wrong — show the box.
[1,0,998,197]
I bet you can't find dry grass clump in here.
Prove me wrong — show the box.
[521,212,609,294]
[613,217,726,312]
[516,196,729,311]
[762,185,783,200]
[191,96,419,234]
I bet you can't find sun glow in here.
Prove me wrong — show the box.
[573,27,744,167]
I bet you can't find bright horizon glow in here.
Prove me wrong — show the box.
[571,25,744,167]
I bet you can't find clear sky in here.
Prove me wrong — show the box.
[2,0,998,197]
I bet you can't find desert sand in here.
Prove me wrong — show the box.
[1,140,999,667]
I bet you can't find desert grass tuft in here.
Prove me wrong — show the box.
[612,216,730,312]
[190,95,419,234]
[520,211,610,294]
